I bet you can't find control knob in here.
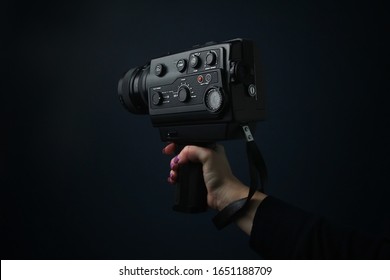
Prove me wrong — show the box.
[178,85,191,102]
[152,91,163,105]
[205,51,217,66]
[205,88,223,112]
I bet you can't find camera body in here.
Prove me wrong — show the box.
[118,39,265,143]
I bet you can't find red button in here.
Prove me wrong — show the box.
[197,75,204,83]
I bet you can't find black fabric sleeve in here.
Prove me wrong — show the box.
[249,196,390,259]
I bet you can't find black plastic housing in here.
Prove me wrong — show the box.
[118,38,265,143]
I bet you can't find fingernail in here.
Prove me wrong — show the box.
[174,156,180,164]
[170,161,176,169]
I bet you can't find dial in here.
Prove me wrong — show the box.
[205,88,223,112]
[205,51,217,66]
[189,54,200,68]
[178,85,190,102]
[155,64,165,76]
[152,91,163,105]
[176,59,187,72]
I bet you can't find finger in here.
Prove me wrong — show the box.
[177,145,213,165]
[162,143,176,155]
[167,177,175,184]
[169,170,178,181]
[170,155,180,171]
[167,170,178,184]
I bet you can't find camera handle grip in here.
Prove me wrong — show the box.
[172,144,213,213]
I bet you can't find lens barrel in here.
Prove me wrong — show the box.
[118,64,150,114]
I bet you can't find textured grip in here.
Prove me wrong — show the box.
[173,161,208,213]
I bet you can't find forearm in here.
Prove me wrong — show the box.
[236,191,267,235]
[215,179,267,235]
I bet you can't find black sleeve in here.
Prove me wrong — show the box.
[249,196,390,259]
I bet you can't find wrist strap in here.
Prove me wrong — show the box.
[212,125,268,230]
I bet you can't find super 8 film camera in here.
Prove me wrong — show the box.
[118,39,265,213]
[118,38,265,142]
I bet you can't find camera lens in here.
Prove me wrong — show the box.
[118,64,150,114]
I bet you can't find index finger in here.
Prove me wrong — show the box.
[162,142,176,155]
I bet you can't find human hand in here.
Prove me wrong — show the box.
[162,143,250,211]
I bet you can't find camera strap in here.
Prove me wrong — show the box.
[212,125,268,230]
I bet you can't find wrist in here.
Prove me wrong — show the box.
[214,177,250,211]
[214,178,267,212]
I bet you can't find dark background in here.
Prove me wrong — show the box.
[2,0,389,259]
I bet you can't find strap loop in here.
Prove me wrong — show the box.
[212,125,267,229]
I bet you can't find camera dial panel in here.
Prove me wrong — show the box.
[149,70,221,117]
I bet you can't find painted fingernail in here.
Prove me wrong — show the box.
[174,156,180,164]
